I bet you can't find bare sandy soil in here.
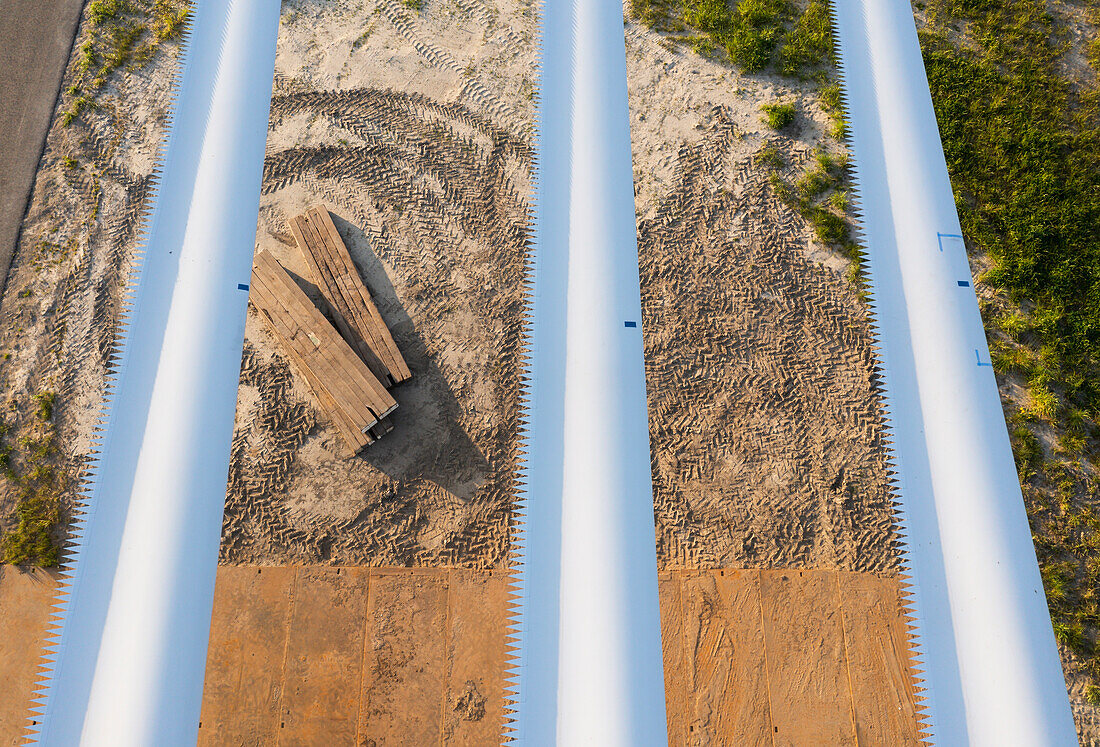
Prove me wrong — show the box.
[623,17,898,573]
[0,7,185,548]
[219,0,535,566]
[225,0,900,578]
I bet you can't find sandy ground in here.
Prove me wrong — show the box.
[0,10,184,528]
[15,0,1100,741]
[218,0,536,566]
[0,0,85,300]
[622,18,898,573]
[0,565,923,745]
[224,0,899,578]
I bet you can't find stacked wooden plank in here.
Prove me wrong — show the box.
[290,206,412,388]
[250,250,397,453]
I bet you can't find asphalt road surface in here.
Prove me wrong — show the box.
[0,0,85,299]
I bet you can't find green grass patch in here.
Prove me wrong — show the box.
[761,101,796,129]
[33,392,55,423]
[779,0,832,77]
[757,143,785,168]
[767,145,856,253]
[917,0,1100,692]
[61,0,191,127]
[634,0,839,79]
[681,0,793,71]
[0,411,67,568]
[632,0,684,31]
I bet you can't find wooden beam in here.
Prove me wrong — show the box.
[291,206,412,387]
[250,250,396,453]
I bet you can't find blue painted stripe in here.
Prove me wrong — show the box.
[958,280,970,287]
[624,321,637,328]
[937,231,965,252]
[237,283,249,291]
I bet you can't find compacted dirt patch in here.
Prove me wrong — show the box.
[0,567,922,743]
[0,568,58,743]
[193,566,921,744]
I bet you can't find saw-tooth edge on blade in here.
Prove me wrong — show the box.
[501,0,580,740]
[827,2,934,743]
[21,9,199,743]
[505,3,935,742]
[500,8,536,742]
[502,0,541,737]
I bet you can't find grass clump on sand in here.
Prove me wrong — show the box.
[761,101,796,129]
[681,0,793,70]
[779,0,833,76]
[917,0,1100,693]
[767,147,855,254]
[630,0,861,277]
[61,0,191,127]
[0,394,67,568]
[633,0,835,79]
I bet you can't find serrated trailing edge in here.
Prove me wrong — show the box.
[500,0,556,738]
[22,10,199,742]
[23,1,283,742]
[826,4,935,740]
[501,0,667,739]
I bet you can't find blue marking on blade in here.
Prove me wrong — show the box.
[237,283,249,291]
[958,280,970,287]
[937,232,965,252]
[976,349,993,367]
[624,321,637,328]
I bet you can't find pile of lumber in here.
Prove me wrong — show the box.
[249,207,410,454]
[290,206,411,387]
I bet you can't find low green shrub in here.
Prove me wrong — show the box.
[761,102,795,129]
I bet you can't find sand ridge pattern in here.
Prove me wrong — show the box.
[640,110,900,574]
[220,85,531,567]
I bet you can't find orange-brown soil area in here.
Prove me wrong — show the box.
[0,566,922,745]
[0,568,58,744]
